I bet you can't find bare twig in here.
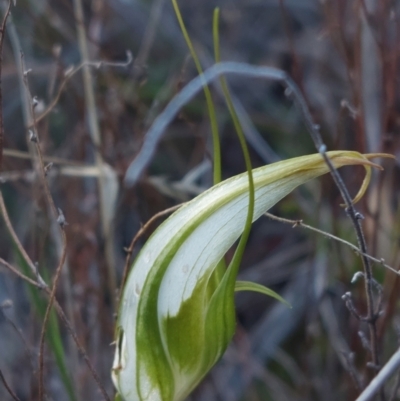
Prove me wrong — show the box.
[37,232,68,401]
[287,71,383,382]
[0,257,44,288]
[342,292,368,321]
[31,51,132,127]
[0,368,21,401]
[0,299,36,371]
[342,352,365,391]
[0,0,12,171]
[264,212,399,276]
[0,191,45,284]
[51,299,111,401]
[21,53,70,401]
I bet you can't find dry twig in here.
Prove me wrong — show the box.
[0,368,21,401]
[21,53,70,401]
[0,0,12,170]
[264,213,399,276]
[31,51,132,127]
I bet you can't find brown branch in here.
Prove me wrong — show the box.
[30,51,132,127]
[0,369,21,401]
[0,0,12,171]
[264,213,399,276]
[51,299,111,401]
[20,53,69,401]
[0,191,44,283]
[37,232,67,401]
[0,257,44,288]
[0,298,36,372]
[277,68,384,387]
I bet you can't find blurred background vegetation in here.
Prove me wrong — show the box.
[0,0,399,400]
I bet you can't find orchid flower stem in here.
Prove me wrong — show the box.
[212,7,254,283]
[171,0,221,185]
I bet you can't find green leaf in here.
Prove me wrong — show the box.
[235,280,292,308]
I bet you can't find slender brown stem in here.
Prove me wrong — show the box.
[0,0,12,171]
[0,257,44,288]
[51,299,111,401]
[30,52,132,127]
[264,213,398,276]
[0,191,44,283]
[20,54,70,401]
[0,368,21,401]
[37,233,67,401]
[0,296,36,372]
[277,69,383,381]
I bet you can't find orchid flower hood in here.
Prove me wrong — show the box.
[112,151,380,401]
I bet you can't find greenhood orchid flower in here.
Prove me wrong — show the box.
[112,151,383,401]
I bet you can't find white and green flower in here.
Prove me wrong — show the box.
[112,151,380,401]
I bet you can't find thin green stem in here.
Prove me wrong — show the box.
[172,0,221,184]
[213,8,254,277]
